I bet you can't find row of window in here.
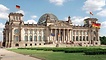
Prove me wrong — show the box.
[14,36,45,41]
[73,31,88,35]
[15,43,42,47]
[73,36,88,41]
[24,36,44,41]
[14,29,45,34]
[11,16,21,20]
[24,29,44,34]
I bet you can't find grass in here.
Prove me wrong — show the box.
[8,49,106,60]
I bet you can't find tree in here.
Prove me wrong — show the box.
[100,36,106,45]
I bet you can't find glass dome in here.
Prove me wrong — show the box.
[37,13,58,25]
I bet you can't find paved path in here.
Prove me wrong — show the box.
[0,49,41,60]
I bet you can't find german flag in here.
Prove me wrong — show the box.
[90,12,93,15]
[92,22,101,28]
[16,5,20,9]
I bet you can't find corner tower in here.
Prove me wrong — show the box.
[8,12,24,25]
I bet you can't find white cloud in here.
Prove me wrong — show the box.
[0,4,9,20]
[0,23,5,29]
[24,19,37,24]
[0,4,9,12]
[31,15,37,19]
[71,16,89,25]
[0,23,5,41]
[16,10,25,15]
[83,0,106,11]
[97,9,106,17]
[101,21,106,28]
[49,0,69,6]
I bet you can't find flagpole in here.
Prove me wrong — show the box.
[89,12,93,18]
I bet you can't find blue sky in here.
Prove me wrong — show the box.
[0,0,106,41]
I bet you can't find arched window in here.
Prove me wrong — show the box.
[14,29,19,34]
[15,43,19,47]
[25,44,27,46]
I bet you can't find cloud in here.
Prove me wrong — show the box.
[0,23,5,41]
[0,4,9,12]
[16,10,25,15]
[83,0,106,11]
[0,4,9,20]
[71,16,89,25]
[0,23,5,29]
[49,0,69,6]
[31,15,37,19]
[97,9,106,17]
[25,15,38,24]
[101,21,106,28]
[24,19,37,24]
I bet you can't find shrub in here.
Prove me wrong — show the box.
[84,49,106,55]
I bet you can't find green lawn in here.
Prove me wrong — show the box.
[8,49,106,60]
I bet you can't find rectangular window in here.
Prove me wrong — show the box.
[15,36,18,41]
[86,36,88,41]
[76,36,78,41]
[34,36,37,41]
[73,36,75,41]
[83,36,85,41]
[39,36,41,41]
[43,36,45,41]
[80,36,82,41]
[93,37,95,41]
[24,36,28,41]
[29,36,32,41]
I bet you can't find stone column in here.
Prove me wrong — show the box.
[67,29,69,42]
[55,29,57,42]
[5,29,8,47]
[51,29,53,41]
[70,30,71,41]
[74,30,76,41]
[63,29,65,43]
[58,29,61,42]
[71,30,73,41]
[32,29,34,42]
[28,29,29,42]
[82,31,83,41]
[8,29,11,47]
[10,28,14,47]
[69,29,70,41]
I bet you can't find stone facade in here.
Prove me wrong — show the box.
[2,13,101,48]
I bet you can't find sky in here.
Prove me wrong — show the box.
[0,0,106,41]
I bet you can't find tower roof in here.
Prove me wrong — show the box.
[8,12,23,17]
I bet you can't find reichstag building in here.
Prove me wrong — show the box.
[2,12,101,48]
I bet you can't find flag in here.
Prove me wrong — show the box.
[90,12,93,15]
[16,5,20,9]
[58,34,60,37]
[51,33,55,36]
[92,22,101,28]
